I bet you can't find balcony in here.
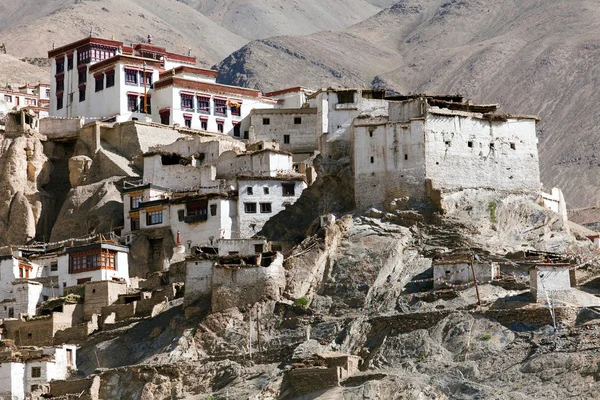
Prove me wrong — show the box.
[184,214,207,224]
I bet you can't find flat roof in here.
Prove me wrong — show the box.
[48,37,123,58]
[122,183,169,193]
[66,242,129,254]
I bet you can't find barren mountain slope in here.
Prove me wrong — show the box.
[218,0,600,208]
[0,55,50,86]
[0,0,246,65]
[178,0,382,40]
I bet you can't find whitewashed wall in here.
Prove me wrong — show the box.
[169,198,237,247]
[237,179,306,238]
[423,112,541,193]
[183,258,213,306]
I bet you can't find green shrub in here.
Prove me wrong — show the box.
[480,333,492,341]
[487,202,497,223]
[295,296,309,307]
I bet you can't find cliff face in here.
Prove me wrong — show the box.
[0,116,51,245]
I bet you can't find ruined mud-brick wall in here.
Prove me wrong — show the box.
[83,281,127,321]
[211,253,286,312]
[50,377,96,399]
[39,118,83,139]
[3,317,54,346]
[101,121,186,159]
[53,316,98,345]
[101,302,137,323]
[286,367,340,394]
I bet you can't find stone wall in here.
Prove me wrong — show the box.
[83,281,127,321]
[286,367,340,394]
[40,117,84,139]
[50,376,97,399]
[211,253,285,312]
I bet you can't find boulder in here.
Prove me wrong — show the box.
[5,191,36,244]
[69,155,93,187]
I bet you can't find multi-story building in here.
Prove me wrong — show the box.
[0,83,50,119]
[47,36,277,137]
[122,141,307,250]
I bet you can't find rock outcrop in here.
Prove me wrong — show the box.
[49,177,124,242]
[0,111,51,244]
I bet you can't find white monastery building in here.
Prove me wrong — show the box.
[47,36,280,137]
[351,94,542,210]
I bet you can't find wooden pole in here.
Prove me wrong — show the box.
[248,309,253,359]
[471,254,481,307]
[143,62,148,116]
[257,306,262,353]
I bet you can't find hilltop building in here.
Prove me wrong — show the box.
[47,37,279,136]
[352,95,542,210]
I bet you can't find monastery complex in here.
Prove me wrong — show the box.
[0,34,583,399]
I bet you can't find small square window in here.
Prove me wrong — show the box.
[468,141,473,148]
[178,209,185,221]
[294,117,302,124]
[445,141,451,146]
[284,135,290,144]
[370,156,374,164]
[263,187,269,195]
[79,86,86,102]
[510,142,516,150]
[404,154,408,160]
[31,366,41,378]
[282,183,295,197]
[247,187,253,195]
[489,143,495,149]
[210,204,217,216]
[260,203,272,213]
[217,123,224,133]
[244,202,257,213]
[263,118,270,125]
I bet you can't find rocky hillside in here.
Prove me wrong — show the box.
[64,185,600,399]
[0,55,49,87]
